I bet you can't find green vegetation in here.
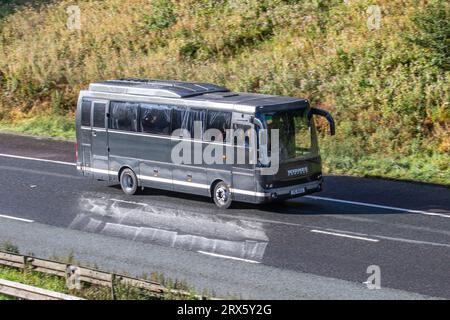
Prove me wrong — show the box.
[0,241,20,254]
[408,0,450,70]
[0,244,202,300]
[0,293,12,300]
[0,265,165,300]
[0,114,75,139]
[0,0,448,184]
[0,264,202,300]
[0,265,70,293]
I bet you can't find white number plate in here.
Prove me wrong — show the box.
[290,187,306,196]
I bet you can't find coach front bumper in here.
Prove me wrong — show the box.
[257,179,323,203]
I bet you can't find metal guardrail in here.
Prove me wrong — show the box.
[0,250,173,300]
[0,279,84,300]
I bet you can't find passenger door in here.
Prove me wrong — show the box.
[80,99,93,177]
[231,122,256,202]
[91,100,110,181]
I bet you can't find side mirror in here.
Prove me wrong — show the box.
[253,117,263,129]
[309,108,336,136]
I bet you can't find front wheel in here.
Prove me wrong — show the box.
[213,182,232,209]
[120,168,139,195]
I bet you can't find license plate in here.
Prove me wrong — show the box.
[290,187,306,196]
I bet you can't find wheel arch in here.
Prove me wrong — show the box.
[118,165,133,182]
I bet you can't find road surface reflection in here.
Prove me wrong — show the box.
[70,195,268,261]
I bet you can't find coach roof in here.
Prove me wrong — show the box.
[88,78,307,110]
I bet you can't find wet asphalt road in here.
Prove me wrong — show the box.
[0,133,449,299]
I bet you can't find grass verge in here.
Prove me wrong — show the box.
[0,115,76,140]
[0,264,202,300]
[0,242,203,300]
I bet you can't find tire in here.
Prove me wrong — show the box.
[212,181,232,209]
[120,168,139,195]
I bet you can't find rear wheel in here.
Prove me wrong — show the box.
[213,181,232,209]
[120,168,138,195]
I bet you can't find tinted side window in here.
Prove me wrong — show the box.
[110,101,138,131]
[93,102,106,128]
[206,110,232,141]
[188,109,206,139]
[81,100,92,126]
[233,123,253,169]
[140,104,171,135]
[171,107,186,133]
[172,108,205,138]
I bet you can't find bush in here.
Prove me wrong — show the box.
[0,0,448,184]
[0,241,20,254]
[409,0,450,70]
[144,0,177,32]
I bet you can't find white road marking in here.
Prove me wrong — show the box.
[0,165,81,179]
[1,152,448,219]
[373,235,450,248]
[305,195,450,218]
[0,214,34,223]
[311,229,379,242]
[197,251,260,264]
[0,153,75,166]
[323,228,450,248]
[324,228,372,237]
[111,199,148,206]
